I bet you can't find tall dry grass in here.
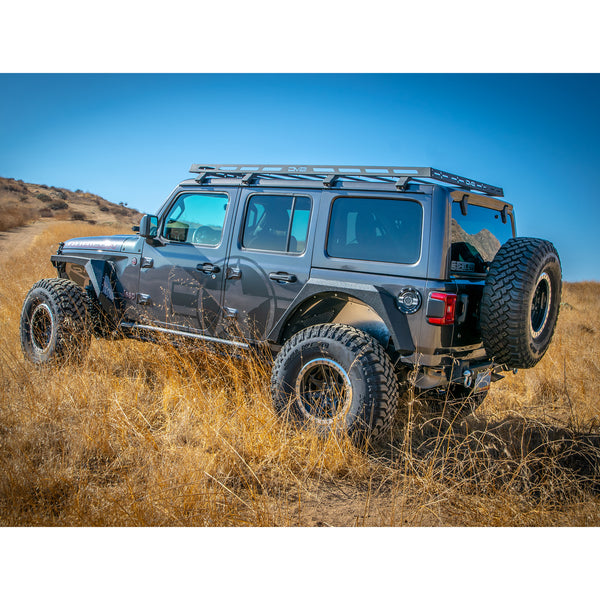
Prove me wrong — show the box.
[1,222,599,526]
[0,204,36,232]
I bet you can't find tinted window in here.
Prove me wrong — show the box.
[242,195,311,254]
[164,193,228,245]
[451,202,512,274]
[327,197,422,264]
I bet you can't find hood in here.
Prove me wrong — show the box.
[62,235,139,253]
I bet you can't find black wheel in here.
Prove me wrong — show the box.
[271,324,399,442]
[20,278,91,364]
[480,237,562,369]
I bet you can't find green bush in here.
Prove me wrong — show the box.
[36,193,52,202]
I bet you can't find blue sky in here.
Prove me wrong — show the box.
[1,73,598,281]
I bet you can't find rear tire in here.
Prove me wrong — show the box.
[480,237,561,369]
[271,324,399,442]
[20,278,91,365]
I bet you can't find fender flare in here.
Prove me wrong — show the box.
[51,254,125,323]
[267,278,415,353]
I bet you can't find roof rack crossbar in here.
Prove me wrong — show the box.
[189,164,503,197]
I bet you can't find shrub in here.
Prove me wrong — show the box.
[70,211,86,221]
[0,206,35,231]
[99,206,109,212]
[36,193,52,202]
[56,190,67,200]
[50,201,68,211]
[39,207,53,218]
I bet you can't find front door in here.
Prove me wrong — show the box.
[222,189,317,342]
[136,190,235,335]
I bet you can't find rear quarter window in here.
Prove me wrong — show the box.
[326,196,422,264]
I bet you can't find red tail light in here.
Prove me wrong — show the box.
[428,292,457,325]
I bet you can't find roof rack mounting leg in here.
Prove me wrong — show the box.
[323,174,337,188]
[460,194,469,216]
[241,172,255,185]
[395,176,410,190]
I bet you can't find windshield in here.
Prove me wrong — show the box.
[451,201,513,275]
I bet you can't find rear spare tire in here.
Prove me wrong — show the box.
[480,237,561,369]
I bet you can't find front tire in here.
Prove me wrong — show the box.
[271,324,399,442]
[20,278,91,364]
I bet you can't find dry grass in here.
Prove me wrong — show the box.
[1,222,599,526]
[0,200,36,232]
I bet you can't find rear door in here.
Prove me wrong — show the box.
[221,188,317,341]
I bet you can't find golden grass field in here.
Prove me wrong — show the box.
[1,221,599,526]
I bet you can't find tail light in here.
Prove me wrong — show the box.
[427,292,457,325]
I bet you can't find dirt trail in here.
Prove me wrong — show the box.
[0,220,55,263]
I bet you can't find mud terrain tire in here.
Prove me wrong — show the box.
[20,278,91,364]
[271,324,399,442]
[480,237,561,369]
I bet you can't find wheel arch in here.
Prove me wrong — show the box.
[51,254,124,323]
[274,291,392,348]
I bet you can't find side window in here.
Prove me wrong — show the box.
[327,196,423,264]
[242,195,311,254]
[163,193,228,246]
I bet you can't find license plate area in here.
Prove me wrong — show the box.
[474,370,491,393]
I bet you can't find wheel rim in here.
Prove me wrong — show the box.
[295,358,352,425]
[30,303,54,353]
[530,272,552,339]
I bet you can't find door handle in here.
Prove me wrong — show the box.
[269,271,297,284]
[197,262,221,274]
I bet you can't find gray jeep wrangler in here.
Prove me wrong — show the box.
[20,165,562,441]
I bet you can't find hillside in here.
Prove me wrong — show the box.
[0,176,141,232]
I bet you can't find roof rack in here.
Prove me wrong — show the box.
[189,164,504,197]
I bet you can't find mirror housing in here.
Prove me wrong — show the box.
[139,214,158,239]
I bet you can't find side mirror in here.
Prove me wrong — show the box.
[139,214,158,238]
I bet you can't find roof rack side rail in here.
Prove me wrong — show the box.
[189,164,504,197]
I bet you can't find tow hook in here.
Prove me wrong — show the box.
[463,369,473,387]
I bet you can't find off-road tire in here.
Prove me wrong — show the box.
[20,278,91,365]
[480,237,561,369]
[271,324,399,442]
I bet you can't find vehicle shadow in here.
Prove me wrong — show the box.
[378,407,600,497]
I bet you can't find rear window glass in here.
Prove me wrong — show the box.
[451,202,512,274]
[242,195,311,254]
[327,197,422,264]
